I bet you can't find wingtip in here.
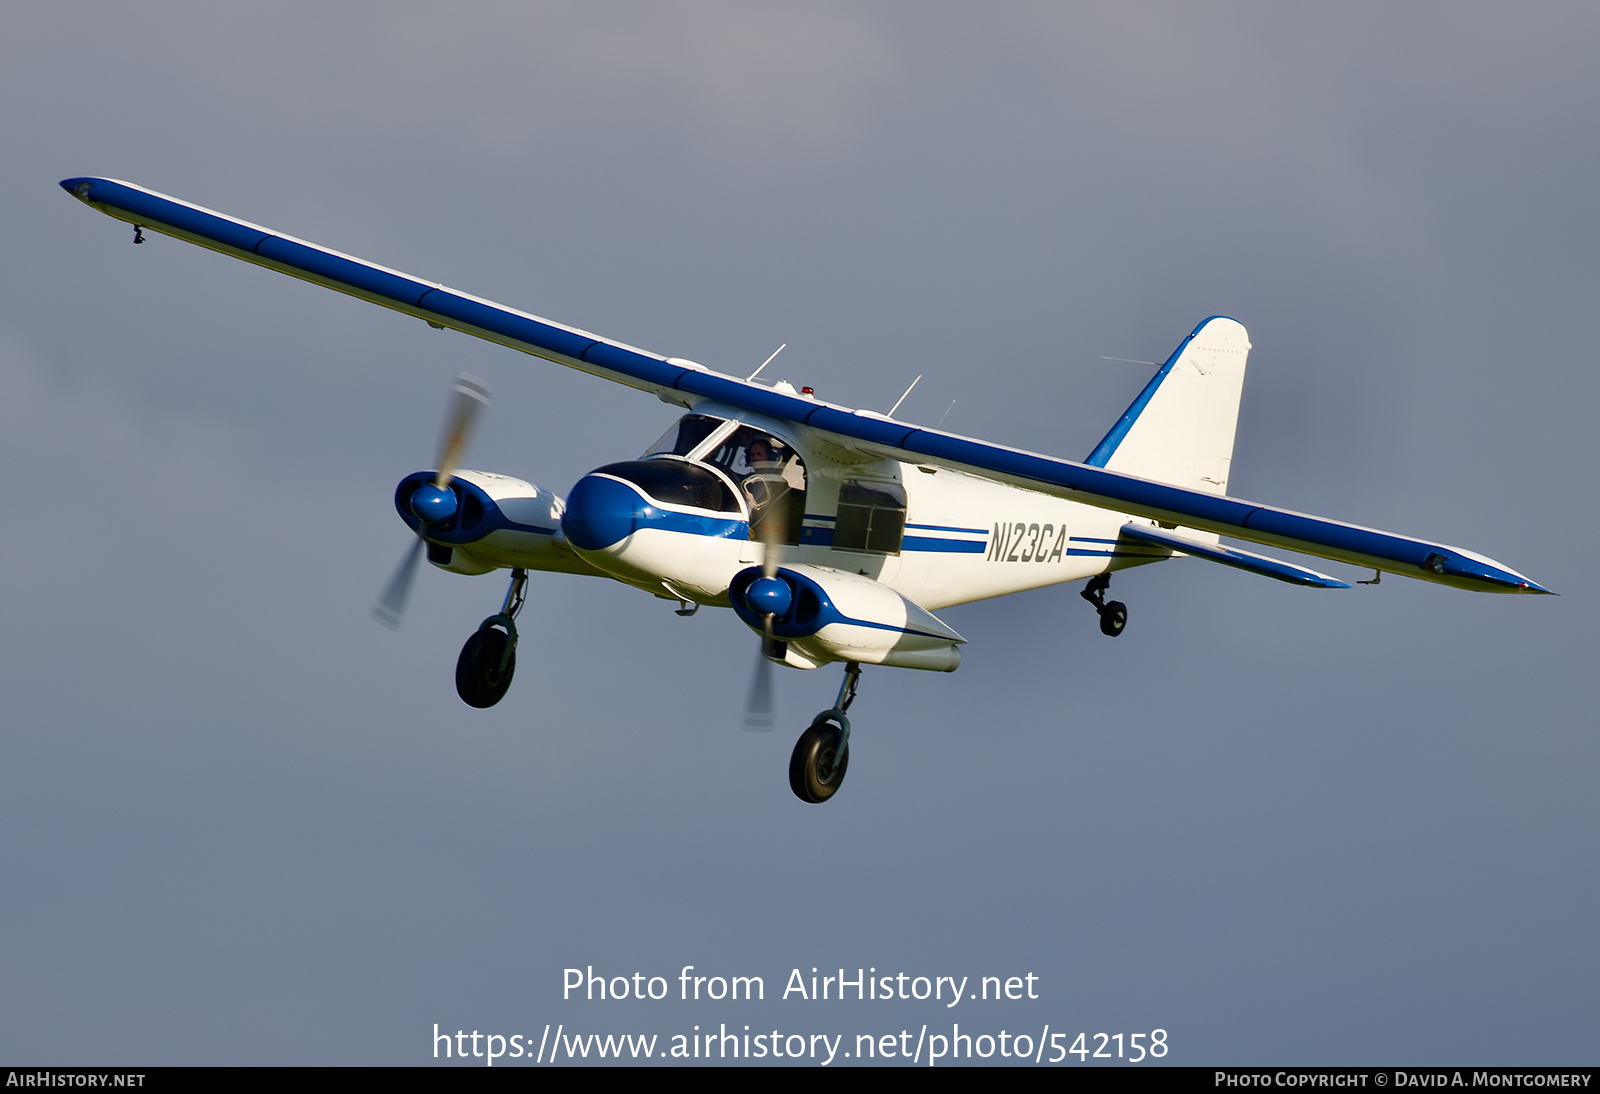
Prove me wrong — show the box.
[1501,576,1555,595]
[60,177,98,203]
[1503,570,1555,595]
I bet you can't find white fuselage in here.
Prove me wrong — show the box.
[439,403,1170,616]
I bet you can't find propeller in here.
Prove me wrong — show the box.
[741,463,794,729]
[372,374,492,629]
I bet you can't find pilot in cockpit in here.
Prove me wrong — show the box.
[746,437,776,468]
[740,437,792,511]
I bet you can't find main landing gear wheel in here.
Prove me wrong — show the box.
[1099,600,1127,637]
[1081,574,1128,638]
[790,662,860,804]
[455,567,528,709]
[456,626,515,708]
[789,714,850,803]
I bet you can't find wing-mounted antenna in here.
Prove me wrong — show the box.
[886,374,922,419]
[746,343,787,383]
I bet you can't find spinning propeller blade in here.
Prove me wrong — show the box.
[743,642,775,730]
[371,374,492,629]
[741,472,791,729]
[435,375,492,489]
[372,536,424,630]
[759,498,783,581]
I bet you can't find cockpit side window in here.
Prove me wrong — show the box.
[703,426,808,545]
[643,414,726,459]
[703,427,806,487]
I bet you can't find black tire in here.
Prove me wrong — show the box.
[789,717,850,803]
[456,627,516,708]
[1099,600,1127,637]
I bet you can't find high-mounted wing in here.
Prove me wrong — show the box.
[61,177,1548,595]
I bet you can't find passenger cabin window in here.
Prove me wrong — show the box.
[833,481,906,555]
[703,426,808,545]
[643,414,725,459]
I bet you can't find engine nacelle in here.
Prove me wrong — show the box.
[394,469,588,576]
[729,563,964,672]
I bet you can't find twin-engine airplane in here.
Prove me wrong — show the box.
[61,177,1549,803]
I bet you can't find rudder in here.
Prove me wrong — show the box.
[1085,316,1251,496]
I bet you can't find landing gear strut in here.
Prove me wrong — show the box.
[1080,574,1127,637]
[790,662,859,804]
[457,568,527,708]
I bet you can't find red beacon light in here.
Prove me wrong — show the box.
[801,386,815,397]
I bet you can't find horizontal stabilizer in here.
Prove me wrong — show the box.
[1121,523,1351,588]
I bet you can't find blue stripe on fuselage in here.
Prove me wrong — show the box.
[906,522,989,534]
[902,536,986,553]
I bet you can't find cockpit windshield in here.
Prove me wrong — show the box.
[643,414,725,459]
[640,415,808,543]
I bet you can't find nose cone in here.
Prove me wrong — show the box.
[563,473,650,551]
[60,177,98,202]
[747,575,793,617]
[410,483,458,524]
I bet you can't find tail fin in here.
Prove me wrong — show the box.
[1085,316,1251,496]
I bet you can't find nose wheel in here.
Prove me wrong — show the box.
[457,626,516,707]
[1080,574,1127,637]
[790,663,859,803]
[456,568,527,708]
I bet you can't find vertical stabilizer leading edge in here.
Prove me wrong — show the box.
[1085,316,1252,498]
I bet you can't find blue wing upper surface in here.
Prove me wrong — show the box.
[60,177,1548,595]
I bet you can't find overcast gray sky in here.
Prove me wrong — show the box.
[1,2,1594,1066]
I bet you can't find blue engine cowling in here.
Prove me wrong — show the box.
[728,563,964,672]
[393,469,581,575]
